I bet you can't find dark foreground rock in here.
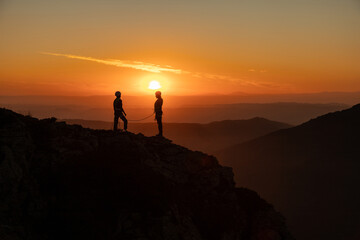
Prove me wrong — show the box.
[0,108,293,240]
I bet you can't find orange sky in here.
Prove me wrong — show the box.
[0,0,360,96]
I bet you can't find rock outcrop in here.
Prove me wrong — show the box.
[0,108,292,240]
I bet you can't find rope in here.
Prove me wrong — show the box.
[127,112,155,122]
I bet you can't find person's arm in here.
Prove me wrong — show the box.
[154,101,157,120]
[121,100,126,115]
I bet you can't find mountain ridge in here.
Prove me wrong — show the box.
[216,104,360,240]
[0,108,293,240]
[63,117,291,153]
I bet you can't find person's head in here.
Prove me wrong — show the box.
[155,91,161,98]
[115,91,121,98]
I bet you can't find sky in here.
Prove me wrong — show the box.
[0,0,360,96]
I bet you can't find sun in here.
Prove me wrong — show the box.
[148,80,161,90]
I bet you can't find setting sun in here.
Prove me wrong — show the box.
[148,80,161,90]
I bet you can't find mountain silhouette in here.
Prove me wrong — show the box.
[1,97,348,125]
[216,104,360,240]
[0,108,293,240]
[64,118,291,153]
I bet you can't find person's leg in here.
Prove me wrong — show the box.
[114,114,119,131]
[156,115,163,136]
[119,114,128,131]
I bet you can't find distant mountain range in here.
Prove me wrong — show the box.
[64,118,291,153]
[216,104,360,240]
[2,91,360,106]
[0,100,349,125]
[163,102,348,125]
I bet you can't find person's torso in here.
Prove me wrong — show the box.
[113,98,123,112]
[154,98,163,114]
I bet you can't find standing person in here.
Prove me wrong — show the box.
[154,91,163,137]
[113,91,128,132]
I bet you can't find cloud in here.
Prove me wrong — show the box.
[42,52,240,82]
[248,69,268,73]
[41,52,182,74]
[42,52,278,89]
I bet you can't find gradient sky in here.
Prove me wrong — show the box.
[1,0,359,96]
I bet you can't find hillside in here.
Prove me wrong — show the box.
[0,108,293,240]
[216,104,360,240]
[64,118,291,153]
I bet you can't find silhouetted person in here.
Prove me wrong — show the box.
[154,91,163,137]
[113,91,128,131]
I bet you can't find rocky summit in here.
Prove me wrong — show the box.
[0,108,292,240]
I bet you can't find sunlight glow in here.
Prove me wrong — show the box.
[148,80,161,90]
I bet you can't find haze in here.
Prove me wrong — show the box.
[1,0,360,96]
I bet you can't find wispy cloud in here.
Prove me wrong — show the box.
[42,52,277,89]
[248,69,267,73]
[42,52,182,74]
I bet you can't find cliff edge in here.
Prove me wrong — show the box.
[0,108,292,240]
